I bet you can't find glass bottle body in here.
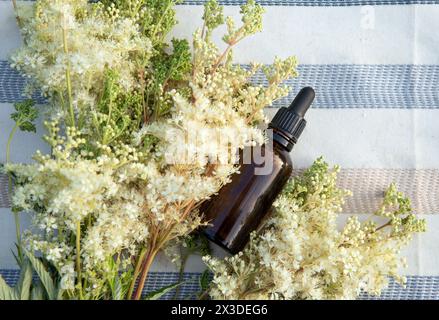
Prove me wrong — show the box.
[202,142,293,254]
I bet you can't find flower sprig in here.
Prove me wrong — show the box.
[223,0,265,45]
[204,158,426,300]
[4,0,424,302]
[202,0,224,38]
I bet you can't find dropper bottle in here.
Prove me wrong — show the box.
[201,87,315,254]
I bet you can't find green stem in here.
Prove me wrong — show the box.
[11,0,22,28]
[132,247,158,300]
[76,221,83,300]
[102,82,114,145]
[141,82,147,124]
[62,26,75,128]
[6,124,18,168]
[198,288,210,300]
[91,112,103,142]
[6,123,22,264]
[152,84,160,122]
[375,220,392,232]
[145,89,151,123]
[173,251,188,300]
[211,28,246,75]
[150,1,173,45]
[127,247,147,299]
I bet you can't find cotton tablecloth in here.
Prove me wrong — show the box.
[1,0,439,299]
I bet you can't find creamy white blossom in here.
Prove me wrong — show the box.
[5,0,421,301]
[11,0,151,109]
[204,158,426,300]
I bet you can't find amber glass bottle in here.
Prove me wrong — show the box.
[202,87,315,254]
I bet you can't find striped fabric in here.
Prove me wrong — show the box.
[2,169,439,214]
[2,1,439,6]
[182,1,439,6]
[1,0,439,300]
[0,174,10,209]
[1,270,439,300]
[3,61,439,108]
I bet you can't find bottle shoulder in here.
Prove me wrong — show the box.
[272,143,293,168]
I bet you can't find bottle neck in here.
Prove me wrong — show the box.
[271,128,295,152]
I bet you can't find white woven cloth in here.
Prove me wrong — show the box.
[1,1,439,297]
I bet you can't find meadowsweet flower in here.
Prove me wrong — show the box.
[11,0,152,109]
[204,158,426,300]
[6,0,301,300]
[6,0,421,301]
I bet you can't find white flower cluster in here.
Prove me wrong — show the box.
[11,0,151,109]
[204,158,426,300]
[4,0,425,301]
[6,0,303,299]
[147,89,264,168]
[7,131,151,289]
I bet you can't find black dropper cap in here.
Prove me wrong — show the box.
[268,87,315,151]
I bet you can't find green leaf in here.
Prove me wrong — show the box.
[199,269,211,292]
[30,282,45,300]
[144,281,185,300]
[0,275,18,300]
[168,39,192,81]
[18,121,36,133]
[15,259,33,300]
[111,276,124,300]
[152,38,191,84]
[11,100,38,133]
[24,250,57,300]
[11,248,21,268]
[56,286,64,300]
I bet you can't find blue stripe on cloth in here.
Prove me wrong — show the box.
[1,270,439,300]
[256,64,439,109]
[0,61,46,104]
[182,0,439,5]
[2,61,439,108]
[2,0,439,6]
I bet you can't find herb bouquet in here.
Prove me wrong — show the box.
[1,0,425,300]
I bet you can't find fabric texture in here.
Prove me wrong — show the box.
[0,1,438,299]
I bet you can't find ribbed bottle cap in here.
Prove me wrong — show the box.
[268,87,315,150]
